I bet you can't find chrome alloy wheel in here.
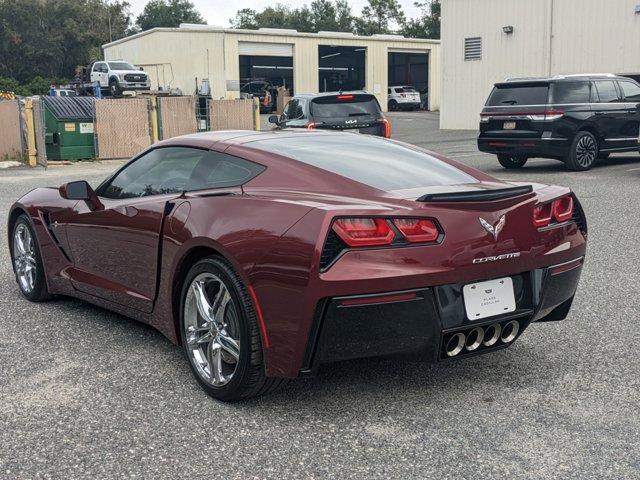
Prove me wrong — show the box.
[13,223,37,293]
[575,135,597,168]
[183,273,241,387]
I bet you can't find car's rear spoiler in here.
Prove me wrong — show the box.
[417,185,533,203]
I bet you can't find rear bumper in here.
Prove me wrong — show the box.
[478,135,569,158]
[300,259,583,375]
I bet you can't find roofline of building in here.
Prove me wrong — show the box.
[102,26,440,49]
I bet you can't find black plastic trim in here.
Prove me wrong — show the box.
[417,185,533,203]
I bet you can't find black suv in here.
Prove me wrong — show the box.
[478,74,640,171]
[268,92,391,138]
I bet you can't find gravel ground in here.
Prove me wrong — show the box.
[1,112,639,479]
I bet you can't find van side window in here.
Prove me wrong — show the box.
[619,81,640,102]
[594,81,620,103]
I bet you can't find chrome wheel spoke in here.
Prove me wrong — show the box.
[218,332,240,361]
[14,224,36,294]
[211,284,231,324]
[191,280,214,323]
[208,343,224,385]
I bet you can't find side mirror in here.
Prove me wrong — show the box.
[59,181,103,210]
[268,115,280,126]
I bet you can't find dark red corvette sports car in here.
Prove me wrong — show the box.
[9,130,587,401]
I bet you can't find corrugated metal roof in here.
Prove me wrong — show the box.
[43,96,95,120]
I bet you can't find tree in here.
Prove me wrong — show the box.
[0,0,132,85]
[230,1,353,34]
[401,0,440,39]
[136,0,205,31]
[355,0,406,36]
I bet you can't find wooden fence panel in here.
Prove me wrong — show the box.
[32,97,47,167]
[0,100,23,161]
[95,98,151,159]
[159,96,197,140]
[209,99,254,131]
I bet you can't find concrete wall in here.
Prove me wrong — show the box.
[103,28,441,112]
[441,0,640,129]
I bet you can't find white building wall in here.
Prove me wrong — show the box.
[103,28,441,112]
[441,0,640,130]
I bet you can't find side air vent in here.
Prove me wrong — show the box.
[571,196,588,236]
[319,230,347,270]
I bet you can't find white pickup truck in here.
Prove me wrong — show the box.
[89,61,150,96]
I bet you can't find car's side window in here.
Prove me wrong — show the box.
[287,99,305,120]
[594,81,620,103]
[93,62,105,72]
[99,147,265,199]
[619,81,640,102]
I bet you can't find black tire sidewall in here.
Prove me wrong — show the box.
[109,79,120,96]
[179,256,253,401]
[497,154,527,169]
[388,100,397,111]
[567,131,597,171]
[12,215,49,302]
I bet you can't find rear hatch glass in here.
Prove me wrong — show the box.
[310,94,382,119]
[486,83,549,106]
[396,87,417,93]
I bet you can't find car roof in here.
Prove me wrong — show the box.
[293,90,371,99]
[502,73,629,84]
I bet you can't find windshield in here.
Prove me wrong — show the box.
[486,84,549,106]
[108,62,136,71]
[248,134,476,191]
[311,95,381,118]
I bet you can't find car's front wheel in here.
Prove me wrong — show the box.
[179,256,283,401]
[11,215,52,302]
[497,154,528,169]
[109,78,122,97]
[566,131,598,171]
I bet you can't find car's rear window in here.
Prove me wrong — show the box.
[310,95,381,118]
[486,84,549,106]
[249,134,476,191]
[396,87,417,93]
[549,81,590,104]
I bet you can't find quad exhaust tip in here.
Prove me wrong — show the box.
[443,320,521,358]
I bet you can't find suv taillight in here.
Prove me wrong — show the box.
[529,110,564,121]
[382,118,391,138]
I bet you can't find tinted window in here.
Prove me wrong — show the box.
[93,62,106,72]
[249,135,476,191]
[486,84,549,106]
[619,81,640,102]
[594,81,619,103]
[397,86,417,93]
[283,99,305,120]
[108,62,136,70]
[550,81,590,103]
[310,95,381,118]
[100,147,264,199]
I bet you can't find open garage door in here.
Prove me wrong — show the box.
[388,49,429,110]
[319,46,366,93]
[239,42,294,113]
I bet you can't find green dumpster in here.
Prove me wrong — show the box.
[43,96,95,160]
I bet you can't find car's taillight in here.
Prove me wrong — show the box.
[533,194,574,228]
[533,202,553,228]
[393,218,439,243]
[306,122,316,129]
[529,110,564,121]
[332,218,395,247]
[552,195,573,222]
[382,118,391,138]
[336,94,354,100]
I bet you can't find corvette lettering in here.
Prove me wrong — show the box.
[472,252,521,264]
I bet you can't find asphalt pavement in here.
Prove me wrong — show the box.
[1,112,639,479]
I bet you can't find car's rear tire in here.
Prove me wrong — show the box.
[11,215,53,302]
[566,131,598,171]
[497,154,528,169]
[388,100,398,111]
[179,255,284,401]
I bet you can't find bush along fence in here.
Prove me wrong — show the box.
[0,96,260,166]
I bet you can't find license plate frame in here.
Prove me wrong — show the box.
[503,121,516,130]
[463,277,516,321]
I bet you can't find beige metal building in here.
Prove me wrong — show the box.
[103,25,441,112]
[441,0,640,129]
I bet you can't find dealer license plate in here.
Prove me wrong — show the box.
[463,277,516,321]
[503,121,516,130]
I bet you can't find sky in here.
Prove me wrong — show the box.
[126,0,424,27]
